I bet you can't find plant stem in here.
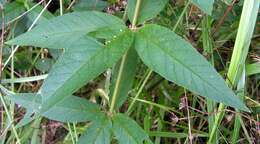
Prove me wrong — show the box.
[109,0,142,113]
[208,0,259,143]
[109,54,127,113]
[227,2,259,87]
[132,0,142,27]
[59,0,63,15]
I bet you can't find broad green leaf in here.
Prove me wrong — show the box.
[0,2,25,29]
[73,0,108,11]
[6,11,126,48]
[110,47,139,109]
[7,93,102,122]
[40,30,133,113]
[79,114,112,144]
[191,0,214,15]
[127,0,168,25]
[112,114,150,144]
[135,24,248,111]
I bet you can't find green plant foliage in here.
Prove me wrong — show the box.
[26,3,54,25]
[14,51,32,70]
[78,114,112,144]
[40,30,133,113]
[6,11,126,48]
[6,11,133,113]
[112,114,150,144]
[15,109,35,128]
[7,93,102,122]
[246,62,260,76]
[0,1,25,28]
[5,0,252,141]
[191,0,214,15]
[127,0,169,25]
[73,0,108,11]
[35,58,53,73]
[110,47,139,109]
[135,24,248,111]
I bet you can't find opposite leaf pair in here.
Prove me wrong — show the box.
[5,10,249,144]
[6,11,248,114]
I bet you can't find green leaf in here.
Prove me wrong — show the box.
[26,3,54,25]
[73,0,108,11]
[110,47,139,109]
[0,2,25,29]
[127,0,168,25]
[7,93,102,122]
[135,24,249,111]
[191,0,214,15]
[40,29,133,113]
[78,114,112,144]
[112,114,150,144]
[6,11,126,48]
